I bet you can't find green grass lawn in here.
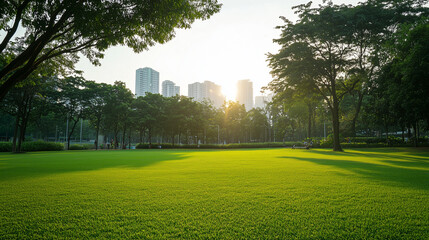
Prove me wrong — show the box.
[0,148,428,239]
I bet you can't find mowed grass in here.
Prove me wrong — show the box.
[0,148,428,239]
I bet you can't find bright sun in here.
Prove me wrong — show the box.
[221,84,237,102]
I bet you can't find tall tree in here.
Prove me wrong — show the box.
[341,0,428,136]
[134,93,166,148]
[84,81,112,150]
[48,76,88,149]
[0,0,221,101]
[268,2,360,151]
[223,101,247,143]
[104,81,134,149]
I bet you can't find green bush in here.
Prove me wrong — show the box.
[1,141,64,152]
[21,141,64,151]
[0,142,12,152]
[69,144,95,150]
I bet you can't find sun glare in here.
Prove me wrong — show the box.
[221,84,237,101]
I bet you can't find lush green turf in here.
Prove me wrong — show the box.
[1,148,428,239]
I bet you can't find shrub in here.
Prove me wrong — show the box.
[0,142,12,152]
[69,144,95,150]
[21,141,64,151]
[1,141,64,152]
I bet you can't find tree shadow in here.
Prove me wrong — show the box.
[278,153,429,191]
[312,148,429,165]
[0,150,190,181]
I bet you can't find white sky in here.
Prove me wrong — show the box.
[75,0,360,100]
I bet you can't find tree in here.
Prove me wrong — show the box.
[370,20,429,145]
[223,101,246,143]
[341,0,428,136]
[247,108,268,142]
[0,62,58,152]
[0,80,39,152]
[0,0,221,101]
[104,81,134,149]
[133,93,166,148]
[84,81,112,150]
[47,76,88,149]
[268,2,359,151]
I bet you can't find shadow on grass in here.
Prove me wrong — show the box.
[0,150,189,181]
[279,152,429,191]
[313,148,429,163]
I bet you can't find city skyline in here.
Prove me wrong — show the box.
[75,0,361,101]
[135,66,271,108]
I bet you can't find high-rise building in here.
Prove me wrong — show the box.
[254,94,273,109]
[162,80,180,97]
[254,96,266,109]
[135,67,159,97]
[188,82,203,101]
[188,81,225,108]
[236,79,253,111]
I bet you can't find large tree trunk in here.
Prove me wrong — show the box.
[17,114,29,152]
[331,99,342,151]
[67,118,79,150]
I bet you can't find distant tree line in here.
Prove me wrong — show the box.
[0,76,272,152]
[266,0,429,151]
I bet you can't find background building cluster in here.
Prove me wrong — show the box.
[135,67,270,110]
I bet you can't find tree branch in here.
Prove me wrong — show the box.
[0,0,31,53]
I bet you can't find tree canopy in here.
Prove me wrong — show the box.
[0,0,221,101]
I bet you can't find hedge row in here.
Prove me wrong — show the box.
[0,141,64,152]
[136,142,304,149]
[135,141,429,149]
[69,144,95,150]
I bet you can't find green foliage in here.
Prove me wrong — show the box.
[0,149,428,238]
[69,144,95,150]
[1,141,64,152]
[20,141,64,151]
[267,1,429,150]
[0,142,12,152]
[0,0,221,100]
